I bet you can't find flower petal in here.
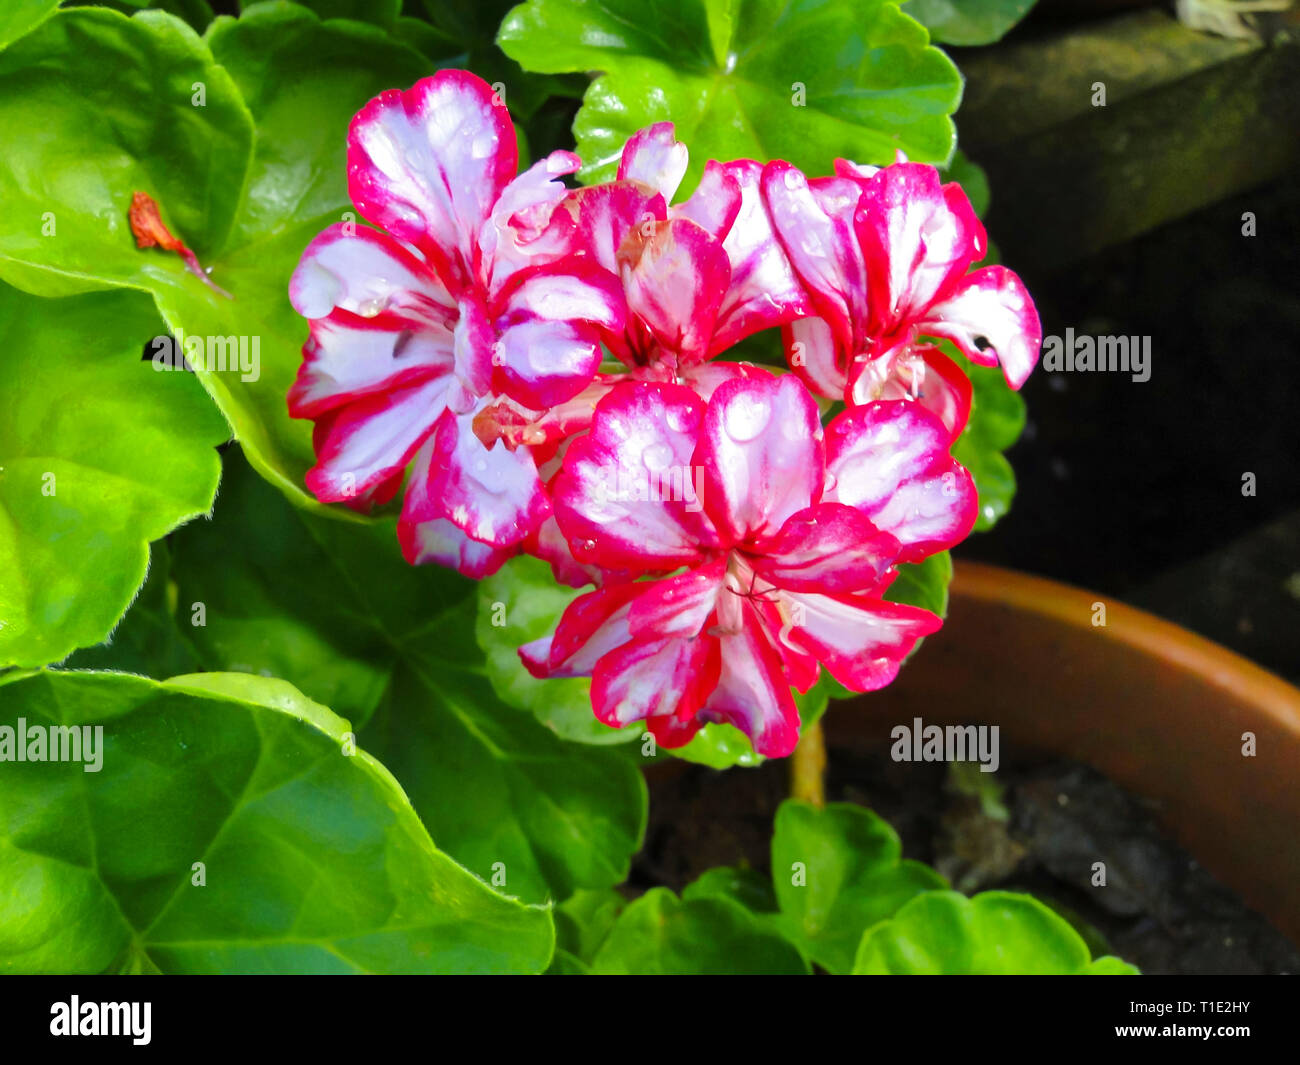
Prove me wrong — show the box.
[678,359,772,401]
[592,633,719,738]
[564,180,666,276]
[783,591,940,691]
[522,513,601,589]
[711,160,813,353]
[673,159,742,241]
[304,374,449,506]
[696,372,824,549]
[918,265,1042,389]
[289,222,455,326]
[751,503,900,593]
[618,216,730,363]
[483,377,615,459]
[554,382,718,571]
[492,317,603,411]
[495,259,625,334]
[700,598,801,758]
[627,558,726,640]
[416,407,551,547]
[761,161,867,351]
[824,400,977,560]
[397,511,514,577]
[618,122,689,203]
[347,71,517,287]
[289,310,454,419]
[784,315,847,401]
[482,149,583,295]
[855,162,985,330]
[847,342,973,442]
[520,581,643,678]
[833,158,881,181]
[489,260,625,408]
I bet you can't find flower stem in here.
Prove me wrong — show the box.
[789,719,826,807]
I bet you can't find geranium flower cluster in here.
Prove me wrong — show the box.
[289,72,1041,758]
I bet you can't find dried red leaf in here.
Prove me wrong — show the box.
[128,191,231,298]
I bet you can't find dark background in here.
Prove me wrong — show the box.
[948,3,1300,685]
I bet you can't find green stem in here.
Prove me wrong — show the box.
[789,719,826,807]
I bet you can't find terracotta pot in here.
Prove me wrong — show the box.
[826,560,1300,943]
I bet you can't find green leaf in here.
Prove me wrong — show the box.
[476,556,633,745]
[0,9,254,291]
[551,886,626,967]
[243,0,401,30]
[76,0,218,35]
[205,3,438,247]
[949,355,1027,531]
[0,284,227,669]
[419,0,516,47]
[1088,954,1143,975]
[0,0,59,50]
[0,5,435,512]
[852,890,1139,974]
[590,888,810,974]
[884,550,952,617]
[179,2,438,502]
[682,864,778,913]
[393,14,462,63]
[417,0,585,120]
[902,0,1037,47]
[0,669,553,973]
[670,720,763,768]
[498,0,962,192]
[772,800,947,973]
[62,542,201,678]
[170,449,647,903]
[548,949,589,973]
[794,677,832,729]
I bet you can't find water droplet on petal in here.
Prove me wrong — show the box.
[722,393,771,443]
[666,406,693,433]
[781,415,808,442]
[643,443,673,471]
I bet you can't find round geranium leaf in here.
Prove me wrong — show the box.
[591,888,810,974]
[0,669,554,974]
[169,450,648,904]
[0,284,227,669]
[499,0,962,191]
[773,800,947,973]
[852,890,1140,974]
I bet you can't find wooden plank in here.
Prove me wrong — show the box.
[954,9,1300,273]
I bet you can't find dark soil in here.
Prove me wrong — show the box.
[632,740,1300,975]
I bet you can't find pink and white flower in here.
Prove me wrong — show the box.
[562,123,811,386]
[288,71,623,575]
[520,372,977,757]
[763,158,1042,439]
